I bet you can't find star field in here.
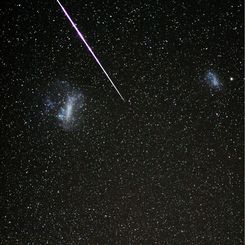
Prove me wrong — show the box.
[1,0,244,244]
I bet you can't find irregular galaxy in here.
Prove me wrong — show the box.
[205,71,222,90]
[45,81,85,130]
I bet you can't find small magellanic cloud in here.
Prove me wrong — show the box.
[204,70,222,90]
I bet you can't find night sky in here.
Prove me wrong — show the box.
[1,0,244,244]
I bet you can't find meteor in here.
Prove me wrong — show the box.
[56,0,125,102]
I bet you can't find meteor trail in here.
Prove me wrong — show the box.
[56,0,125,102]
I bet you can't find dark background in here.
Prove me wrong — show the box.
[1,0,244,244]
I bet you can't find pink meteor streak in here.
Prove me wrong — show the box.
[56,0,125,102]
